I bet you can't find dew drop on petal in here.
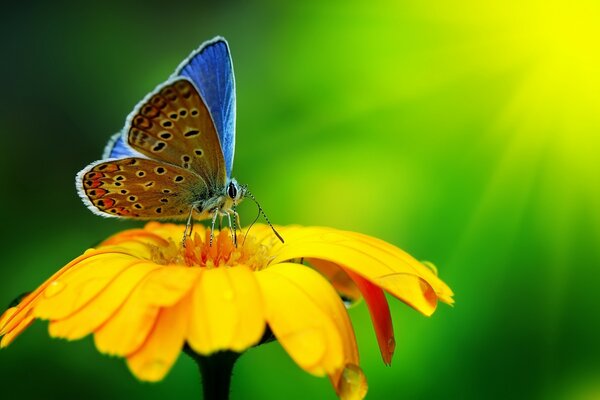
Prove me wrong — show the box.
[44,281,65,298]
[341,294,360,309]
[421,261,438,276]
[387,337,396,357]
[339,364,368,400]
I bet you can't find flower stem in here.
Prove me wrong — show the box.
[185,346,241,400]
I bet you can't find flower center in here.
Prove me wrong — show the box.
[150,228,271,270]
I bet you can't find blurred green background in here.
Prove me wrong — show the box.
[1,1,599,399]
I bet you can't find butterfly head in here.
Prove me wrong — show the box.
[227,178,246,206]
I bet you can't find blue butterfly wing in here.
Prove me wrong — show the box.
[174,37,236,178]
[102,131,140,159]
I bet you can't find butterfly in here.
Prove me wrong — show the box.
[76,37,282,245]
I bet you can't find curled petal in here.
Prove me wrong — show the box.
[346,270,395,365]
[309,259,362,302]
[267,227,453,316]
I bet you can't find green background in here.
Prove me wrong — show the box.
[1,1,599,399]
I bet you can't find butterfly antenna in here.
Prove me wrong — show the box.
[245,190,284,243]
[243,207,262,246]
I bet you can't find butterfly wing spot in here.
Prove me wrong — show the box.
[162,87,177,101]
[131,129,151,146]
[86,172,104,180]
[174,176,184,183]
[174,81,193,98]
[162,189,172,194]
[95,198,116,209]
[181,155,191,169]
[134,116,153,130]
[85,179,103,188]
[114,182,123,187]
[184,130,199,138]
[120,189,128,194]
[155,167,166,175]
[194,149,203,157]
[152,142,167,152]
[136,171,146,177]
[169,113,178,119]
[95,163,120,173]
[162,121,173,128]
[160,198,169,203]
[190,109,199,116]
[88,188,108,197]
[134,204,143,209]
[144,181,155,187]
[159,132,172,140]
[128,196,137,202]
[179,109,187,117]
[156,207,163,214]
[142,105,161,119]
[151,95,168,109]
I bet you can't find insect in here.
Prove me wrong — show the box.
[76,37,282,245]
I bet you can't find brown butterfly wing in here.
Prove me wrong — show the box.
[78,158,209,219]
[126,78,227,189]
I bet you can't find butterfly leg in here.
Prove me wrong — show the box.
[226,211,237,247]
[182,206,195,248]
[209,210,219,247]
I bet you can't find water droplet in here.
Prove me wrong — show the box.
[387,337,396,355]
[339,364,368,400]
[341,294,360,309]
[421,260,438,276]
[44,281,65,298]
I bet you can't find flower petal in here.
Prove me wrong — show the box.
[268,227,453,316]
[187,265,264,355]
[35,253,144,321]
[45,261,163,340]
[309,259,362,302]
[346,270,395,365]
[256,262,357,377]
[93,266,197,356]
[0,249,123,337]
[0,311,34,348]
[126,296,189,382]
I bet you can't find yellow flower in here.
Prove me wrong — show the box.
[0,222,453,399]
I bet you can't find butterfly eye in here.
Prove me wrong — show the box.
[227,182,237,199]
